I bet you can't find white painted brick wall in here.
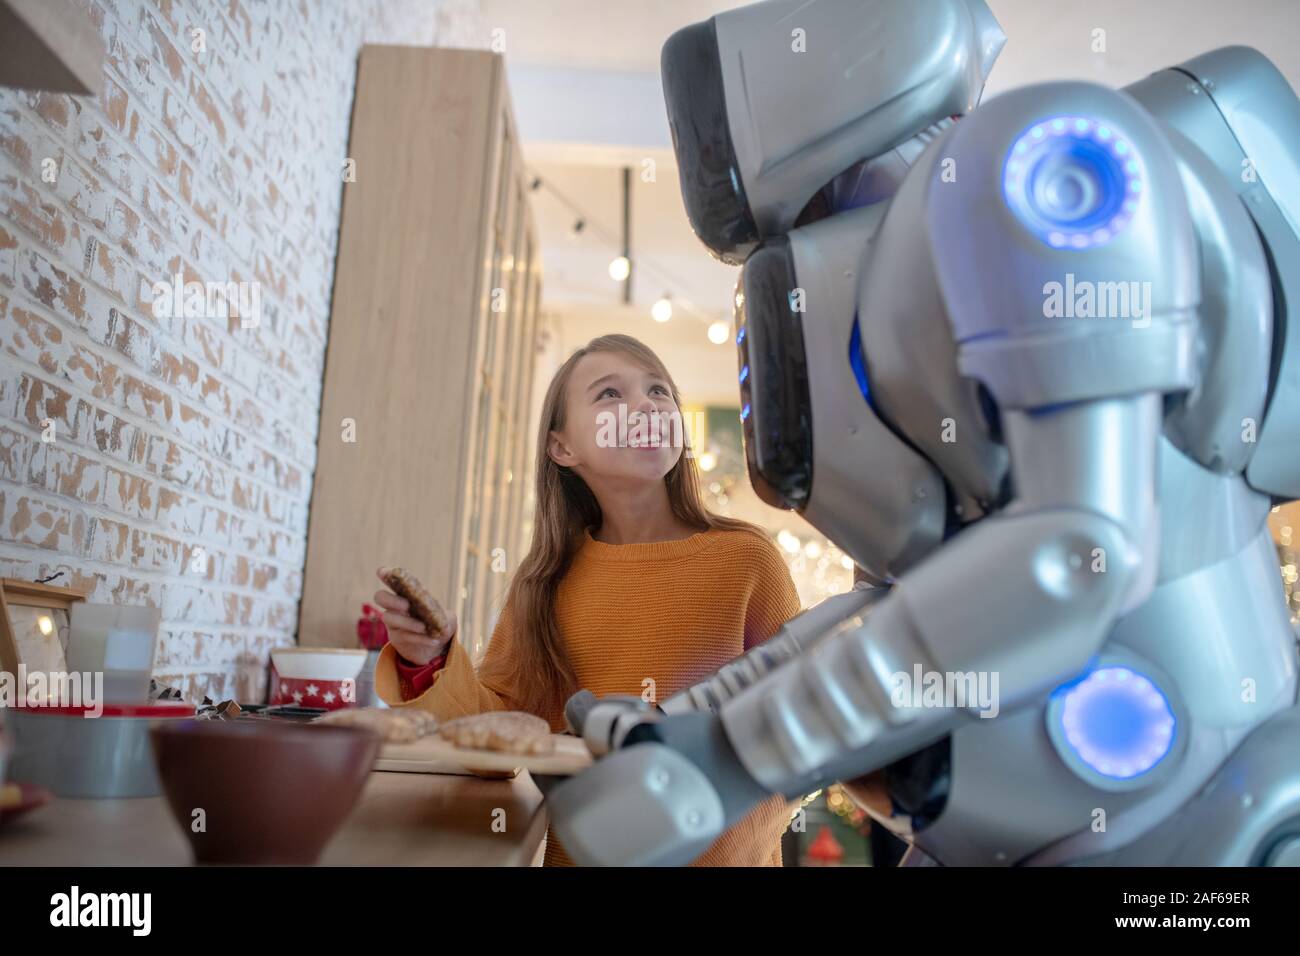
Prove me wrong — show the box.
[0,0,486,703]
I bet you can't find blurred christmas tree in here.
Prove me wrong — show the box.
[1270,506,1298,622]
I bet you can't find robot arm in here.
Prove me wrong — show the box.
[569,584,887,757]
[722,454,1149,799]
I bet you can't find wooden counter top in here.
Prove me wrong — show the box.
[0,770,550,866]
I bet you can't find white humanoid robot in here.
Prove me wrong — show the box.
[545,0,1300,866]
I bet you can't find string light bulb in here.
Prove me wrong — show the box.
[707,320,730,345]
[608,256,631,281]
[652,295,673,322]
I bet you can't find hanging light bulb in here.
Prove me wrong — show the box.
[698,450,718,472]
[608,255,631,281]
[652,295,673,322]
[707,320,730,344]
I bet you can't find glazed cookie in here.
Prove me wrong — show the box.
[316,706,438,743]
[437,712,555,756]
[379,566,450,635]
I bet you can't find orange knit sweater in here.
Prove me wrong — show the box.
[374,526,803,866]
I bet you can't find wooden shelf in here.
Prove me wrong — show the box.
[299,48,541,657]
[0,0,105,95]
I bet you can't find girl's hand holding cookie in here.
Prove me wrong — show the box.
[374,567,457,665]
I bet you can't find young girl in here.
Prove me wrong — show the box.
[371,333,802,866]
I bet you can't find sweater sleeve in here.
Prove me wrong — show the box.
[373,595,528,719]
[392,651,448,699]
[743,536,803,651]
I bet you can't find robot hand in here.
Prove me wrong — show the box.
[564,689,662,757]
[546,710,771,866]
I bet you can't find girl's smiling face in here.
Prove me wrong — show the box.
[548,350,686,485]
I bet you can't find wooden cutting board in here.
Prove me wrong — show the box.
[375,733,593,777]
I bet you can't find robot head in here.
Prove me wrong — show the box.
[662,0,1006,580]
[661,0,1005,264]
[734,206,950,583]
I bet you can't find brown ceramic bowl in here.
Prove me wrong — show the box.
[150,719,380,864]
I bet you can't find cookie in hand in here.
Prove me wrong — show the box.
[379,566,450,636]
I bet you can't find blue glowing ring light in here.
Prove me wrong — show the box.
[1046,662,1182,791]
[1003,116,1144,249]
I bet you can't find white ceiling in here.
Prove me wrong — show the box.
[482,0,1300,404]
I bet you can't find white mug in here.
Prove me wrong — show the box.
[67,604,162,703]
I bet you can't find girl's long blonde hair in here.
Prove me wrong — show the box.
[479,333,766,716]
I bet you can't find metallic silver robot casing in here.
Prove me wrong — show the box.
[546,1,1300,867]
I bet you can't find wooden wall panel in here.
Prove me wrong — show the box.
[300,47,540,655]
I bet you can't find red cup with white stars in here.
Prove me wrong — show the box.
[268,648,367,710]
